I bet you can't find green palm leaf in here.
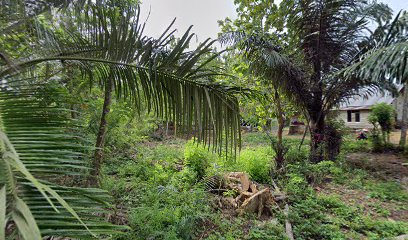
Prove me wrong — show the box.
[341,11,408,83]
[1,3,243,154]
[0,87,127,238]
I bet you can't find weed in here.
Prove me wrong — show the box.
[238,146,273,183]
[367,181,408,201]
[184,139,217,180]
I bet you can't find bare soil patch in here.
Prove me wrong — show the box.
[346,152,408,188]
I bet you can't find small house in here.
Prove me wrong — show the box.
[336,87,405,129]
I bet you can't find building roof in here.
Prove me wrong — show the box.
[338,86,403,111]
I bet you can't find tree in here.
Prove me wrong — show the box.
[1,1,244,186]
[219,4,298,170]
[221,0,394,162]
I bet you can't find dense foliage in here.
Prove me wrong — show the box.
[1,0,407,239]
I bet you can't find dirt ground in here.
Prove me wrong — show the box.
[322,152,408,222]
[347,152,408,190]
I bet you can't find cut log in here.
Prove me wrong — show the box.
[240,174,250,192]
[239,188,274,217]
[394,234,408,240]
[224,172,251,192]
[235,191,253,205]
[249,183,258,193]
[272,193,287,201]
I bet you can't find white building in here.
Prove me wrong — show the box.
[336,87,405,129]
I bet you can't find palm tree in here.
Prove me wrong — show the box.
[221,0,394,161]
[341,11,408,147]
[0,0,243,237]
[1,2,244,185]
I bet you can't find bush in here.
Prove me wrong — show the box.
[367,181,408,201]
[238,146,273,183]
[369,103,395,144]
[324,119,346,160]
[285,146,309,164]
[370,130,384,152]
[289,193,408,240]
[184,139,216,180]
[342,136,370,153]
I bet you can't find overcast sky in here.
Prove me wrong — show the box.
[139,0,407,45]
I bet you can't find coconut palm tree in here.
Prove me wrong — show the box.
[221,0,394,161]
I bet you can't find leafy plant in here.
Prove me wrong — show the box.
[0,87,126,238]
[368,103,395,144]
[221,0,395,162]
[1,0,244,186]
[184,139,217,180]
[238,146,273,183]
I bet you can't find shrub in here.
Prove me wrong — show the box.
[126,186,209,240]
[369,103,395,144]
[285,146,308,164]
[342,136,370,153]
[184,139,216,180]
[367,181,408,201]
[370,130,384,152]
[246,222,288,240]
[238,146,273,183]
[324,118,346,160]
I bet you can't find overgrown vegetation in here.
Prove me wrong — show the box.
[1,0,407,239]
[99,128,408,240]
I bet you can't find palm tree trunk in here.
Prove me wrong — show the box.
[399,85,408,148]
[309,62,325,163]
[310,111,325,163]
[89,79,113,186]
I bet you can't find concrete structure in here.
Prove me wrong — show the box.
[336,87,405,129]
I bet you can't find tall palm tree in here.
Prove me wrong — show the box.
[221,0,394,161]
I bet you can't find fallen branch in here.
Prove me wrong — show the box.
[284,204,295,240]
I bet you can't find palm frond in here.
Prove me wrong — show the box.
[0,84,127,239]
[340,11,408,83]
[1,3,243,154]
[220,31,311,107]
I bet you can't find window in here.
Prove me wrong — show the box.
[354,111,360,122]
[347,110,360,122]
[347,110,352,122]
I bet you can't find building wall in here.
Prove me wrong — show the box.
[338,109,372,129]
[391,93,404,121]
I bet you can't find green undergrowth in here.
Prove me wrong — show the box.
[101,132,408,239]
